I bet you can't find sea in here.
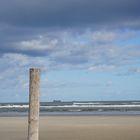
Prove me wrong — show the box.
[0,100,140,117]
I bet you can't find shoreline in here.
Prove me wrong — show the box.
[1,110,140,117]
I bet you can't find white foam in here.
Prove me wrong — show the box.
[40,104,140,108]
[0,104,140,109]
[0,105,28,108]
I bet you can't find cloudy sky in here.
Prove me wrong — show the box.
[0,0,140,102]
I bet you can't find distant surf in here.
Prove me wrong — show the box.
[0,100,140,116]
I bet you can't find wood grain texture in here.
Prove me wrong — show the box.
[28,68,40,140]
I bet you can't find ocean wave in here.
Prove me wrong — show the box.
[1,104,140,109]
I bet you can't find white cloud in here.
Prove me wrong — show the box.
[3,53,30,66]
[0,53,51,89]
[17,37,58,51]
[92,31,117,43]
[92,30,136,43]
[88,64,115,72]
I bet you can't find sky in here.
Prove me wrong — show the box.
[0,0,140,102]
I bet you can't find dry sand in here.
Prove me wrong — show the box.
[0,116,140,140]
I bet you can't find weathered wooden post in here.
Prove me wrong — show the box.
[28,68,40,140]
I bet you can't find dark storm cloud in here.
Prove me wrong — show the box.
[0,0,140,58]
[0,0,140,28]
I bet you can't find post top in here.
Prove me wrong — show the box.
[30,68,41,72]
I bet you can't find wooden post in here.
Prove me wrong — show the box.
[28,68,40,140]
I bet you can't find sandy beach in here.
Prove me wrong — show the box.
[0,116,140,140]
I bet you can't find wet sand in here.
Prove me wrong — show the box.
[0,116,140,140]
